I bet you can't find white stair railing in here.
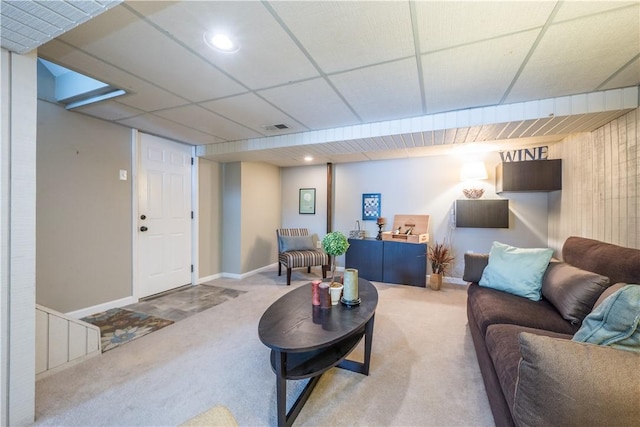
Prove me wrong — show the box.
[35,304,102,379]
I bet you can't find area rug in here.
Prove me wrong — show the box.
[81,308,174,352]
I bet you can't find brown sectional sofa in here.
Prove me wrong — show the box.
[465,236,640,427]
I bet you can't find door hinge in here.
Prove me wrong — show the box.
[191,211,194,219]
[191,264,194,273]
[191,157,194,165]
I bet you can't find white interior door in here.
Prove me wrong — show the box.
[138,133,192,298]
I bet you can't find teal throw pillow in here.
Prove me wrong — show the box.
[572,284,640,353]
[479,241,554,301]
[279,235,315,252]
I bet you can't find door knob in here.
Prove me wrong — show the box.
[140,226,148,232]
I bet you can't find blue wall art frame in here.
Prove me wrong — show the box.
[362,193,381,221]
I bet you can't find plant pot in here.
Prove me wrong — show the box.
[429,273,443,291]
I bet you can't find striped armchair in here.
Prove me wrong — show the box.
[277,228,329,286]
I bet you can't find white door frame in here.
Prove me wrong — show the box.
[131,129,198,300]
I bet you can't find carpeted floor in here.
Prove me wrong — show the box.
[35,268,494,426]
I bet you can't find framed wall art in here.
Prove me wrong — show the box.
[299,188,316,214]
[362,193,381,220]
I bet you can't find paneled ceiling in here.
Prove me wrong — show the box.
[2,1,640,166]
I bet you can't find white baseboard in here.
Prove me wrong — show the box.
[65,296,138,319]
[220,263,279,280]
[440,276,467,286]
[197,273,223,284]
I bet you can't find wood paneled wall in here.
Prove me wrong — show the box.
[548,108,639,253]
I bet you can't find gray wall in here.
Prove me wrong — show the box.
[549,108,640,252]
[198,158,222,278]
[241,162,281,273]
[221,161,281,275]
[36,100,132,312]
[282,152,550,278]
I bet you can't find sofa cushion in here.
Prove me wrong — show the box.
[462,252,489,283]
[479,242,554,301]
[541,262,610,325]
[485,325,572,414]
[514,332,640,427]
[593,282,626,308]
[279,235,315,252]
[572,284,640,352]
[467,283,579,336]
[562,236,640,285]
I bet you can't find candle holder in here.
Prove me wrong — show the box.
[341,268,361,307]
[376,217,386,240]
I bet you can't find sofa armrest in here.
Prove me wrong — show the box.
[513,332,640,427]
[463,253,489,283]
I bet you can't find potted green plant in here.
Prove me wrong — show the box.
[321,231,350,286]
[427,241,455,290]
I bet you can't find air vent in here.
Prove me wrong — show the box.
[262,123,289,131]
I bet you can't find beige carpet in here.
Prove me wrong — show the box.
[34,268,494,426]
[180,405,238,427]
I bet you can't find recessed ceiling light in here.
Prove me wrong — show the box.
[204,31,239,53]
[304,156,313,162]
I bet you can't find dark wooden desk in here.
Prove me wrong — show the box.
[258,279,378,427]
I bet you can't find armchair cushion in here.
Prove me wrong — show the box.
[279,235,315,252]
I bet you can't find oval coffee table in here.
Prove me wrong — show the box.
[258,278,378,427]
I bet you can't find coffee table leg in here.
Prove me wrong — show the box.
[275,351,287,427]
[362,314,375,375]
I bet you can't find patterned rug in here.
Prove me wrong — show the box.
[81,308,174,352]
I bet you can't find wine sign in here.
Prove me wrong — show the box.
[499,146,548,162]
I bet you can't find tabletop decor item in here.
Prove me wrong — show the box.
[348,220,365,239]
[311,280,321,306]
[321,231,350,286]
[329,283,343,305]
[376,217,386,240]
[318,282,331,308]
[342,268,361,306]
[428,241,455,291]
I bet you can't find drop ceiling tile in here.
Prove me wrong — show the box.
[39,39,187,112]
[118,114,220,146]
[599,57,640,91]
[422,30,540,114]
[329,58,422,123]
[200,93,306,135]
[271,1,414,73]
[506,7,640,102]
[553,1,637,22]
[128,1,319,90]
[74,100,143,121]
[258,78,360,130]
[415,1,554,52]
[53,4,245,102]
[153,104,262,142]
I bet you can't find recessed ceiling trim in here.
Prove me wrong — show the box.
[198,86,638,159]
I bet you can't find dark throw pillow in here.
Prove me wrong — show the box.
[541,262,610,324]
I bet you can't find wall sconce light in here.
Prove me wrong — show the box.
[460,161,488,199]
